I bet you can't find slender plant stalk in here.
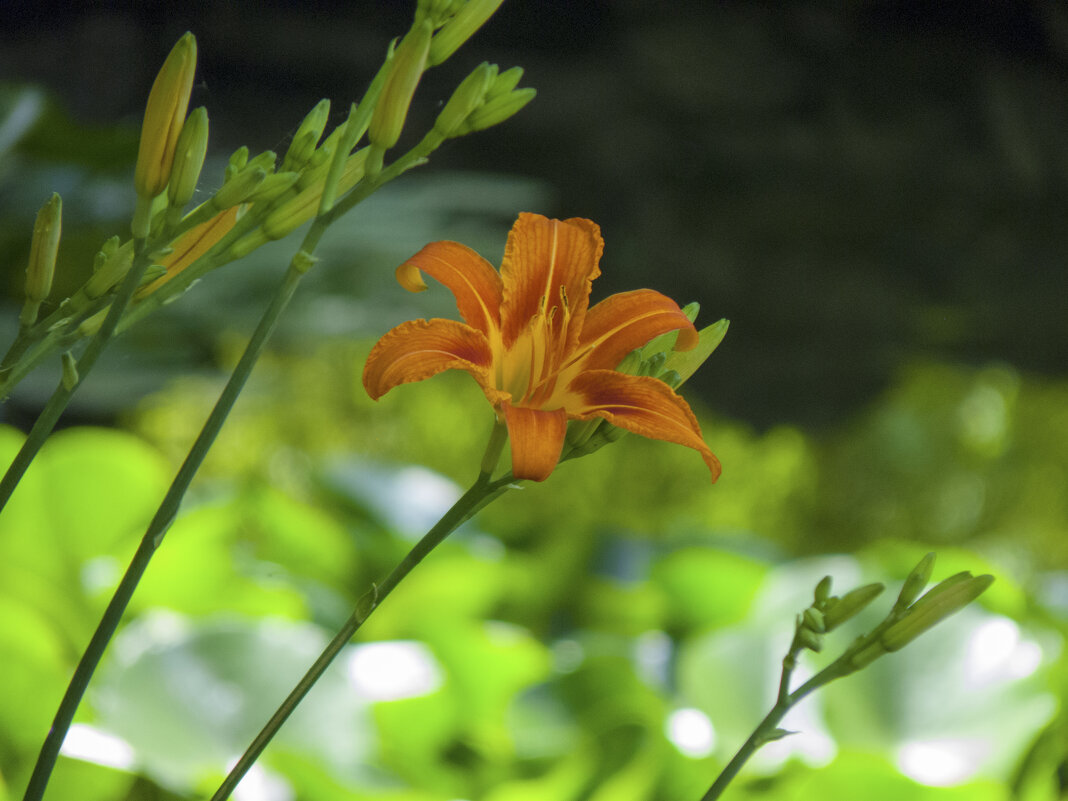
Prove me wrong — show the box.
[20,259,307,801]
[0,241,151,512]
[701,655,853,800]
[210,424,513,801]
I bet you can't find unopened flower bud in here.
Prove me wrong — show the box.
[814,575,833,606]
[881,573,994,652]
[428,0,505,66]
[802,607,825,634]
[21,193,62,326]
[225,145,249,180]
[456,86,536,135]
[369,20,432,150]
[485,66,524,100]
[893,552,936,614]
[212,167,268,210]
[282,99,331,173]
[61,352,79,391]
[85,240,135,299]
[134,32,197,233]
[136,206,240,298]
[243,171,301,206]
[434,62,495,139]
[166,106,209,214]
[822,582,884,632]
[260,148,368,240]
[798,627,823,653]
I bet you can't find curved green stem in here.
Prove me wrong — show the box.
[20,261,307,801]
[209,429,514,801]
[0,241,151,513]
[701,651,855,800]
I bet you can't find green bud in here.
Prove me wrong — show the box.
[433,62,495,139]
[243,171,301,206]
[822,582,884,632]
[167,106,209,210]
[814,575,833,605]
[642,351,666,377]
[428,0,505,66]
[456,86,536,135]
[893,552,936,614]
[369,20,432,150]
[485,65,524,100]
[282,99,331,173]
[225,145,249,180]
[881,573,994,652]
[658,370,682,389]
[60,351,79,391]
[798,627,823,653]
[212,167,269,210]
[85,240,135,298]
[802,607,825,634]
[21,193,62,326]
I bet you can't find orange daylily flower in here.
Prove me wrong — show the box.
[363,212,721,482]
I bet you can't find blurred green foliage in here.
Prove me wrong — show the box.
[1,349,1065,801]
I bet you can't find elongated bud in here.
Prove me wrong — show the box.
[802,607,825,634]
[814,575,833,605]
[260,148,368,240]
[61,352,79,391]
[428,0,505,66]
[136,206,240,298]
[369,20,432,151]
[282,99,331,173]
[881,573,994,652]
[134,32,197,235]
[455,86,536,135]
[434,62,495,139]
[21,193,62,326]
[893,552,936,614]
[225,145,249,180]
[798,627,823,652]
[167,106,209,210]
[211,167,268,210]
[486,66,524,100]
[243,171,301,205]
[85,240,135,299]
[822,582,884,631]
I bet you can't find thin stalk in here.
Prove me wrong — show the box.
[20,261,306,801]
[700,655,853,800]
[210,428,513,801]
[0,241,151,513]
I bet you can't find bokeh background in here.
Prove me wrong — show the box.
[1,1,1067,800]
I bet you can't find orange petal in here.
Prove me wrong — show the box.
[363,318,492,400]
[501,402,569,482]
[567,370,721,481]
[499,213,603,349]
[396,241,503,336]
[577,289,699,371]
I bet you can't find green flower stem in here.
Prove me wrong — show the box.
[0,240,152,514]
[20,257,308,801]
[701,651,856,800]
[210,432,515,801]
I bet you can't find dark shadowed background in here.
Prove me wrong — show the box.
[2,0,1065,430]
